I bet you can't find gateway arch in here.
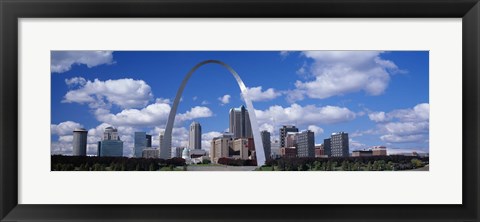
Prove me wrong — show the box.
[160,60,266,166]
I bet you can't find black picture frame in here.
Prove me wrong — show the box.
[1,0,479,221]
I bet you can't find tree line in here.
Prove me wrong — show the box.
[260,155,429,171]
[51,155,186,171]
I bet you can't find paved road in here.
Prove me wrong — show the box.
[186,165,257,171]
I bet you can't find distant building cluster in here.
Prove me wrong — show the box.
[208,105,272,164]
[67,106,400,161]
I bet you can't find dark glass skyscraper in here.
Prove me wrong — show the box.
[229,105,252,139]
[134,132,152,158]
[261,130,271,159]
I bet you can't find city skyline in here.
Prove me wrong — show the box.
[51,51,429,157]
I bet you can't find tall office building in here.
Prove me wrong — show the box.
[323,138,331,157]
[72,128,88,156]
[97,126,123,157]
[280,125,298,148]
[229,105,252,138]
[134,132,152,158]
[260,130,271,160]
[296,130,315,158]
[330,132,349,157]
[158,131,170,158]
[146,134,152,148]
[189,121,202,150]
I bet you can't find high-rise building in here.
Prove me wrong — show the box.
[158,131,170,158]
[296,130,315,158]
[229,105,252,139]
[134,132,152,158]
[323,138,331,157]
[189,121,202,150]
[72,128,88,156]
[210,133,233,163]
[260,130,271,160]
[97,127,123,157]
[280,125,298,148]
[330,132,349,157]
[146,134,152,148]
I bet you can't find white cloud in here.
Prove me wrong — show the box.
[290,51,400,101]
[259,123,274,133]
[243,86,281,102]
[65,77,87,87]
[51,121,83,136]
[95,101,171,127]
[176,106,213,122]
[307,125,324,135]
[63,78,153,109]
[156,98,171,104]
[51,51,114,73]
[368,111,387,122]
[201,131,223,152]
[58,135,73,143]
[192,96,198,101]
[279,51,290,58]
[369,103,429,123]
[255,103,356,128]
[201,100,209,105]
[95,100,212,128]
[218,94,231,105]
[349,138,366,150]
[369,103,429,144]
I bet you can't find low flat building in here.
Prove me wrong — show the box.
[280,147,297,158]
[142,148,160,158]
[315,144,325,158]
[372,146,387,156]
[352,150,373,157]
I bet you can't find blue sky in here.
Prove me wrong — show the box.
[51,51,429,156]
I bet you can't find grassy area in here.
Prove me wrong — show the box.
[159,166,186,171]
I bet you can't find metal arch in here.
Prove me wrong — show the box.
[160,60,266,166]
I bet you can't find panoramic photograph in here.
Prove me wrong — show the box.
[51,51,429,171]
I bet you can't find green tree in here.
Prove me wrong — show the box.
[411,158,423,168]
[353,162,360,171]
[341,160,349,171]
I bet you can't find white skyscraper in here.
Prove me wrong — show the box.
[189,121,202,150]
